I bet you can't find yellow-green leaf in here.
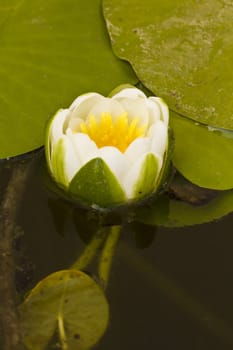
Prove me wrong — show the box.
[171,112,233,190]
[0,0,137,159]
[20,270,109,350]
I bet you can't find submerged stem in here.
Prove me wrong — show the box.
[98,225,121,289]
[71,227,108,271]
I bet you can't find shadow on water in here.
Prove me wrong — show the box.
[1,152,233,350]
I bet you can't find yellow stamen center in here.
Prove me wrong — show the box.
[79,112,146,152]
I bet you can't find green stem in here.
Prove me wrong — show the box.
[98,225,121,289]
[71,227,108,271]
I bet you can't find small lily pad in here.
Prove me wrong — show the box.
[20,270,109,350]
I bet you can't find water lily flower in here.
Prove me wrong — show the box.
[45,85,170,207]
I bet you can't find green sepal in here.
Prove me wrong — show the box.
[126,127,174,212]
[51,138,68,188]
[45,109,63,172]
[155,126,175,194]
[69,158,126,207]
[133,153,159,198]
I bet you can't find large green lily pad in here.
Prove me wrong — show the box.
[170,112,233,190]
[0,0,137,159]
[103,0,233,129]
[20,269,109,350]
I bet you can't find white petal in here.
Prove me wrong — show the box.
[70,92,102,110]
[145,99,161,125]
[118,98,149,127]
[50,135,81,186]
[149,97,169,126]
[61,136,82,183]
[98,146,128,185]
[67,94,103,127]
[67,117,84,132]
[66,129,98,165]
[112,87,146,100]
[88,97,125,120]
[149,121,168,157]
[125,137,150,163]
[122,152,160,198]
[50,109,69,146]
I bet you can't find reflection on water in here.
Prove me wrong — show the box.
[1,154,233,350]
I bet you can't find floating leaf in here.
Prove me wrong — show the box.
[0,0,137,159]
[103,0,233,129]
[20,270,109,350]
[136,190,233,227]
[170,112,233,190]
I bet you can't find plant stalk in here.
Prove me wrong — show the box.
[98,225,121,289]
[71,227,108,271]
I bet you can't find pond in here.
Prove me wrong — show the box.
[1,1,233,349]
[1,153,233,350]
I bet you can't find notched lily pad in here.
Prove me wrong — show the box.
[19,269,109,350]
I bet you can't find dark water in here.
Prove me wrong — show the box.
[1,154,233,350]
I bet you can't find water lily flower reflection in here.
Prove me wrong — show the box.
[45,86,169,207]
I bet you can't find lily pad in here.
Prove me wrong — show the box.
[136,190,233,227]
[0,0,137,159]
[170,112,233,190]
[103,0,233,129]
[20,269,109,350]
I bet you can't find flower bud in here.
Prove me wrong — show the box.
[45,86,170,208]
